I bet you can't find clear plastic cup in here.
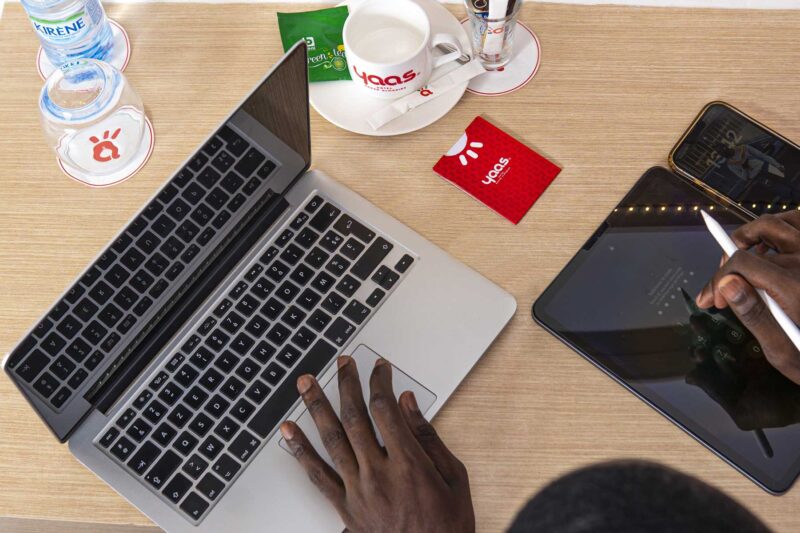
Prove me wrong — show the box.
[39,59,147,178]
[464,0,523,70]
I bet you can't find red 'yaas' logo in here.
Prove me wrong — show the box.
[353,66,417,87]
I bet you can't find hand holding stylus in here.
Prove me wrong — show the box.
[697,211,800,385]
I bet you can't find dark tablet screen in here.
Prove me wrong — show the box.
[534,166,800,493]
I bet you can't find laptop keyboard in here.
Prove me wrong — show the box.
[6,125,277,413]
[94,193,416,523]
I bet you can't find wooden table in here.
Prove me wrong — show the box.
[2,2,800,531]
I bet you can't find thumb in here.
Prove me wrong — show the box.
[718,274,800,383]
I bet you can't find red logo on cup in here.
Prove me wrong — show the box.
[420,88,433,97]
[353,66,417,87]
[90,128,122,163]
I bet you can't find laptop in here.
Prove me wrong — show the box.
[3,42,516,531]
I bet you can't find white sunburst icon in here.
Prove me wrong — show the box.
[445,133,484,166]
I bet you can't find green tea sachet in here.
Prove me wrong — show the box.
[277,6,351,82]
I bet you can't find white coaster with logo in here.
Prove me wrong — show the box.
[310,0,470,136]
[460,20,541,97]
[37,19,131,80]
[57,113,154,188]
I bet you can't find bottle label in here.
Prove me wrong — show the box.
[28,0,103,45]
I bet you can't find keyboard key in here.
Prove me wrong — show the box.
[117,408,137,428]
[33,317,53,338]
[160,236,185,259]
[130,270,155,294]
[320,231,344,253]
[231,398,256,423]
[183,454,209,480]
[267,323,291,346]
[133,296,154,316]
[150,370,169,390]
[163,473,193,504]
[324,317,356,347]
[111,436,136,461]
[250,277,275,300]
[305,195,324,213]
[199,316,217,336]
[276,229,294,248]
[294,227,318,248]
[290,264,314,286]
[197,228,216,246]
[65,284,85,304]
[336,275,361,297]
[221,172,244,194]
[99,303,123,328]
[221,376,245,400]
[281,306,306,329]
[67,368,89,389]
[185,386,209,409]
[49,301,68,321]
[212,151,235,173]
[235,147,265,177]
[245,380,271,404]
[197,474,225,501]
[133,390,153,409]
[280,243,304,266]
[244,263,264,283]
[111,233,133,254]
[204,395,230,418]
[42,332,66,356]
[266,261,289,282]
[325,255,350,277]
[136,231,161,255]
[51,386,71,408]
[167,198,191,221]
[211,209,232,229]
[99,427,120,448]
[341,238,366,260]
[307,309,332,333]
[176,220,200,243]
[235,358,260,382]
[16,350,49,383]
[322,292,346,314]
[128,441,161,475]
[297,288,322,311]
[204,329,229,352]
[174,168,193,187]
[334,214,376,243]
[158,383,184,406]
[181,244,201,263]
[214,352,240,374]
[252,341,276,364]
[200,368,224,391]
[145,450,181,489]
[219,125,249,156]
[34,372,59,398]
[262,362,286,386]
[261,298,285,321]
[276,281,300,303]
[199,435,224,461]
[57,315,82,340]
[153,423,178,447]
[190,413,214,437]
[118,311,137,333]
[309,203,341,232]
[351,237,393,280]
[235,295,260,317]
[168,404,193,429]
[343,300,371,325]
[182,183,206,205]
[144,400,167,424]
[202,136,223,157]
[377,268,400,290]
[105,264,130,288]
[152,214,177,239]
[290,212,309,231]
[50,355,75,380]
[149,279,169,299]
[366,288,385,307]
[213,416,240,442]
[248,339,337,438]
[229,430,260,462]
[188,153,209,172]
[84,350,104,370]
[221,312,244,334]
[127,418,152,442]
[230,333,255,357]
[310,271,335,294]
[258,160,276,179]
[145,253,170,277]
[212,453,241,482]
[395,254,414,273]
[245,315,269,337]
[213,299,233,318]
[206,187,230,210]
[158,184,179,204]
[82,320,108,344]
[291,327,316,350]
[277,345,302,367]
[174,431,199,456]
[260,246,279,264]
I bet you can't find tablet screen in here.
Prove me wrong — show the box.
[534,167,800,493]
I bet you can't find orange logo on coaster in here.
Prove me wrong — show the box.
[90,128,122,162]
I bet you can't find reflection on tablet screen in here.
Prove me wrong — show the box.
[535,167,800,493]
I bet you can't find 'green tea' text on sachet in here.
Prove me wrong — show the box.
[277,6,351,82]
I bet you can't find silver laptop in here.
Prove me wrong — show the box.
[3,42,515,532]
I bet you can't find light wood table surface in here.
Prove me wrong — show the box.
[2,2,800,531]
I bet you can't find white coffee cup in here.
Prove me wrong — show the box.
[343,0,465,99]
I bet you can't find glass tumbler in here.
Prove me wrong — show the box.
[39,59,147,178]
[464,0,523,70]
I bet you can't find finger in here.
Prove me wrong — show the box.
[280,421,347,512]
[717,275,800,383]
[773,210,800,231]
[731,214,800,253]
[697,254,729,308]
[399,391,469,488]
[337,356,382,464]
[298,374,358,478]
[368,359,425,459]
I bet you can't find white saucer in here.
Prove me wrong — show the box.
[58,116,154,188]
[310,0,471,136]
[38,19,131,80]
[460,20,540,97]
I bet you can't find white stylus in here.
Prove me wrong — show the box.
[701,209,800,351]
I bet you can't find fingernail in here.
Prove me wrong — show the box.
[297,375,314,394]
[280,422,295,440]
[404,392,420,412]
[375,358,388,367]
[719,277,746,305]
[337,356,350,368]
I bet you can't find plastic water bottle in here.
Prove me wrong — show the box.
[21,0,114,67]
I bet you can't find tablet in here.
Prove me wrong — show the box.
[533,166,800,494]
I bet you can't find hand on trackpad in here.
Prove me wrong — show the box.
[279,345,437,462]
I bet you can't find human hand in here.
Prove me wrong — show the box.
[279,356,475,533]
[696,212,800,384]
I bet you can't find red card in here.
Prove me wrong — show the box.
[433,116,561,224]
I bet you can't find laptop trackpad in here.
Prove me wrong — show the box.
[279,344,437,462]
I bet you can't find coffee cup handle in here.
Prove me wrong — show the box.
[430,33,465,69]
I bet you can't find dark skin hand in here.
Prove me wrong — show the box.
[279,356,476,533]
[696,211,800,384]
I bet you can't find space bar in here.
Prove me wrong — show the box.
[248,339,338,439]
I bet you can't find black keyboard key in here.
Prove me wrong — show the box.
[260,246,279,264]
[133,390,153,409]
[176,220,200,243]
[221,312,245,334]
[50,355,75,380]
[281,306,306,329]
[343,300,371,325]
[280,243,304,266]
[160,236,185,260]
[199,316,217,336]
[320,231,344,253]
[174,168,193,188]
[306,248,330,270]
[197,227,216,246]
[82,320,108,345]
[277,345,302,367]
[111,436,135,461]
[153,423,178,447]
[96,250,118,270]
[136,231,161,255]
[235,358,260,382]
[165,262,185,281]
[183,454,209,480]
[158,184,179,204]
[213,299,233,318]
[229,281,249,300]
[188,153,209,172]
[291,327,316,350]
[111,233,133,254]
[336,275,361,297]
[41,332,66,356]
[204,329,229,352]
[168,404,192,429]
[290,263,314,286]
[185,386,209,409]
[202,136,223,157]
[191,203,215,228]
[190,413,215,437]
[266,261,289,283]
[309,204,341,232]
[244,264,264,283]
[294,227,318,249]
[262,362,286,386]
[258,160,276,179]
[305,196,324,213]
[366,288,385,307]
[127,418,152,442]
[150,371,170,390]
[276,281,300,303]
[219,125,249,156]
[342,238,366,260]
[65,284,84,304]
[244,315,269,338]
[129,216,148,237]
[310,271,335,294]
[206,187,230,210]
[221,376,245,400]
[192,347,216,369]
[213,416,240,442]
[212,151,235,173]
[145,252,170,277]
[199,435,224,461]
[229,430,260,462]
[144,400,168,424]
[105,264,130,288]
[221,172,244,194]
[324,317,357,347]
[297,288,322,311]
[182,183,206,206]
[229,193,247,212]
[181,244,201,263]
[175,431,199,456]
[377,268,400,290]
[248,339,337,438]
[117,407,137,428]
[120,249,146,273]
[145,450,181,490]
[250,277,275,300]
[66,338,92,362]
[351,238,393,280]
[149,279,169,299]
[57,315,82,339]
[67,368,88,389]
[235,295,259,317]
[261,298,285,321]
[99,427,119,448]
[235,147,266,177]
[290,212,309,231]
[307,309,332,333]
[33,317,53,338]
[334,214,376,243]
[163,473,193,504]
[212,453,241,482]
[197,474,225,502]
[84,350,104,370]
[113,287,137,311]
[204,395,230,418]
[50,386,71,408]
[198,166,222,189]
[133,296,154,316]
[99,303,123,328]
[245,380,271,404]
[395,254,414,273]
[80,266,102,287]
[252,341,276,364]
[267,323,291,346]
[276,229,294,248]
[128,441,161,475]
[49,301,68,321]
[153,214,177,238]
[130,270,155,294]
[183,335,202,352]
[167,198,191,221]
[200,368,224,391]
[211,209,232,230]
[159,383,184,406]
[73,298,98,322]
[322,292,346,315]
[213,352,239,375]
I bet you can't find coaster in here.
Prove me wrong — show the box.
[460,20,541,97]
[37,19,131,80]
[57,116,154,188]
